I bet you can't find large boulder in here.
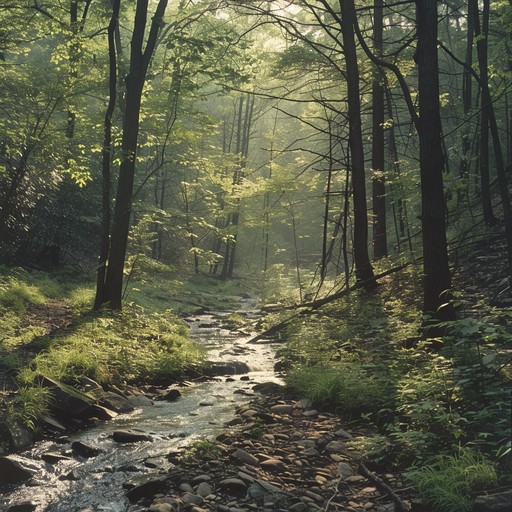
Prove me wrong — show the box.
[0,457,34,486]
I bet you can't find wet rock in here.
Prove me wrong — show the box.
[218,477,247,495]
[160,389,182,402]
[196,481,213,497]
[232,448,260,467]
[37,376,95,419]
[41,452,72,464]
[204,361,250,376]
[58,470,79,480]
[127,394,153,407]
[7,502,38,512]
[113,430,151,443]
[125,476,168,503]
[40,414,67,433]
[472,490,512,511]
[71,441,102,458]
[0,457,34,485]
[199,401,215,407]
[98,391,135,413]
[84,403,118,421]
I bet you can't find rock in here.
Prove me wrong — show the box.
[160,389,182,402]
[84,403,118,421]
[270,404,293,415]
[325,440,348,454]
[37,376,95,419]
[204,361,250,376]
[232,448,260,467]
[252,382,285,395]
[0,457,34,486]
[182,492,204,505]
[196,481,213,497]
[472,490,512,511]
[199,401,215,407]
[4,419,33,451]
[99,391,135,413]
[71,441,102,458]
[125,476,168,503]
[289,504,308,512]
[260,458,286,472]
[334,428,353,439]
[218,478,248,495]
[337,462,355,478]
[7,502,38,512]
[40,414,67,432]
[127,394,153,407]
[149,503,174,512]
[41,452,72,464]
[113,430,151,443]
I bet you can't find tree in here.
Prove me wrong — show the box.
[95,0,169,309]
[415,0,454,321]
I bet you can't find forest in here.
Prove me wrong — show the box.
[0,1,511,511]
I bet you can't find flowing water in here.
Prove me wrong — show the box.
[1,297,280,512]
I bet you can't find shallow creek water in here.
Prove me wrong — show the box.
[2,297,280,512]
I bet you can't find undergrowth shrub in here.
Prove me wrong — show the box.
[287,363,391,414]
[407,448,498,512]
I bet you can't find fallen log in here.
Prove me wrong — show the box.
[247,263,410,343]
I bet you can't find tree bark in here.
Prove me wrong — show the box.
[371,0,387,259]
[100,0,168,310]
[94,0,120,310]
[339,0,374,283]
[415,0,454,321]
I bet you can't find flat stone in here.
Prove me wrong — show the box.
[41,452,72,464]
[149,503,174,512]
[99,391,135,413]
[7,501,38,511]
[334,428,353,439]
[252,382,285,395]
[270,404,293,415]
[125,476,167,503]
[232,448,260,467]
[113,430,151,443]
[218,478,247,495]
[260,458,285,472]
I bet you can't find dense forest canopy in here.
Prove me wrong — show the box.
[1,0,511,312]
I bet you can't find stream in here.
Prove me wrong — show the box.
[1,296,280,512]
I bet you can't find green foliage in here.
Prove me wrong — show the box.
[19,307,204,386]
[10,385,53,431]
[287,363,390,414]
[407,448,498,512]
[183,438,222,461]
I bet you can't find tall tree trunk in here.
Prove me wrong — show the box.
[469,0,497,225]
[415,0,454,321]
[371,0,387,259]
[472,0,512,272]
[99,0,168,310]
[94,0,120,310]
[339,0,374,282]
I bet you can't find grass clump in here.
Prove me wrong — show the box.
[407,448,498,512]
[183,438,223,461]
[287,363,391,415]
[10,385,53,431]
[18,306,205,386]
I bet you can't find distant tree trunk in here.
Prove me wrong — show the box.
[469,0,497,225]
[94,0,120,310]
[472,0,512,273]
[415,0,455,321]
[96,0,168,310]
[371,0,387,259]
[339,0,374,283]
